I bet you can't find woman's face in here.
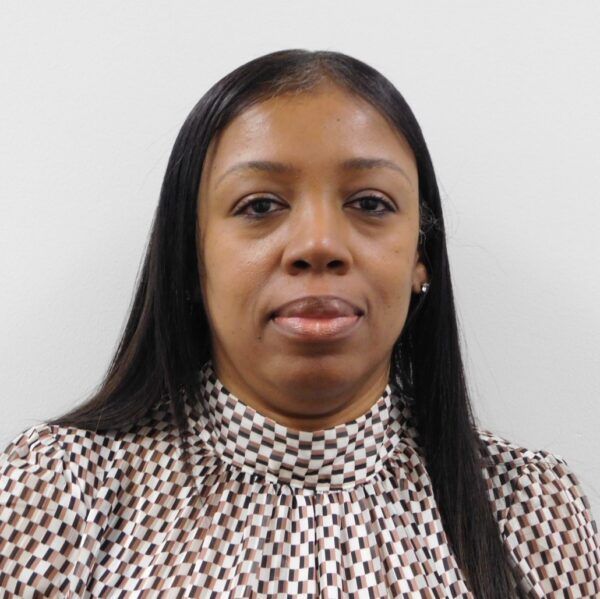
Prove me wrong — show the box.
[197,81,427,430]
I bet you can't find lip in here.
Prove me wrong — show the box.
[271,314,363,341]
[270,295,364,319]
[269,295,364,342]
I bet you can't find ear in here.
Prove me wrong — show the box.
[411,253,429,295]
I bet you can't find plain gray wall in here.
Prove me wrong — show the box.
[1,1,599,518]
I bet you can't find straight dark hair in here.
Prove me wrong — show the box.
[47,49,517,597]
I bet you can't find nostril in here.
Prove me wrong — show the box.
[293,260,310,270]
[291,259,346,271]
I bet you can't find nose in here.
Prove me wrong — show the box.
[281,196,353,275]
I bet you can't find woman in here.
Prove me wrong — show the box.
[1,49,598,598]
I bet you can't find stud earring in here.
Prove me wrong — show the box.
[420,282,430,295]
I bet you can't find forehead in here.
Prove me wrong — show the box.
[200,83,416,190]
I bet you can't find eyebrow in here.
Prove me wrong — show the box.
[214,157,414,190]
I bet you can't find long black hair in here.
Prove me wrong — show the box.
[47,49,517,597]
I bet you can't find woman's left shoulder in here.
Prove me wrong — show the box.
[475,427,600,596]
[475,427,595,512]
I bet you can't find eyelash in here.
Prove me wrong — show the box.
[235,195,396,219]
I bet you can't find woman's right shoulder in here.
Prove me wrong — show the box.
[1,400,179,503]
[1,422,76,491]
[0,422,97,596]
[0,408,178,597]
[0,420,125,515]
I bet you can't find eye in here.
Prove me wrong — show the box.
[234,193,396,219]
[235,197,285,219]
[347,194,396,216]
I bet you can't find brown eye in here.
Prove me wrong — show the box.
[348,194,395,216]
[235,197,285,219]
[235,194,395,220]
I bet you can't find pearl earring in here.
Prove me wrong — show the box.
[420,282,430,295]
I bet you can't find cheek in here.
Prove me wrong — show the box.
[365,251,414,317]
[200,228,270,325]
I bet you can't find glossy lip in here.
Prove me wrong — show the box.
[270,313,363,342]
[271,314,362,341]
[270,295,364,319]
[269,295,365,342]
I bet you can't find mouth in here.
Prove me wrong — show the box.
[269,295,364,342]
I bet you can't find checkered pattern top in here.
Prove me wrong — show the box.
[1,359,599,597]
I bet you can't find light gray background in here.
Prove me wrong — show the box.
[1,2,599,518]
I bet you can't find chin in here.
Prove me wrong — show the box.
[268,354,364,388]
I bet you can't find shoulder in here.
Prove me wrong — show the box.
[475,427,596,517]
[0,420,126,522]
[474,426,597,526]
[0,405,177,596]
[0,422,78,499]
[1,400,177,503]
[475,427,600,596]
[0,422,93,595]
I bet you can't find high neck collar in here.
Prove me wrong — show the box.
[189,360,413,492]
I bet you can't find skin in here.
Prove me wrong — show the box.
[196,80,428,432]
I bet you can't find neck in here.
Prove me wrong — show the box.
[209,354,392,432]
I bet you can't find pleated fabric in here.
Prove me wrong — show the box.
[1,360,599,597]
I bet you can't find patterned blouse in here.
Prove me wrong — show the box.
[1,360,599,598]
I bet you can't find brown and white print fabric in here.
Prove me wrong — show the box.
[1,360,599,597]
